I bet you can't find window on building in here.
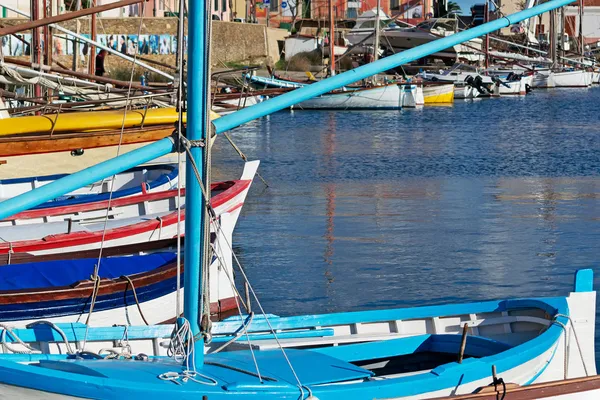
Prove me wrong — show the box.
[270,0,278,12]
[214,0,219,12]
[222,0,227,13]
[390,0,400,10]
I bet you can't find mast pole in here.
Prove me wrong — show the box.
[578,0,584,60]
[31,0,42,101]
[485,0,489,68]
[560,6,565,63]
[88,4,97,76]
[374,0,381,62]
[328,0,335,75]
[184,0,211,366]
[549,9,556,67]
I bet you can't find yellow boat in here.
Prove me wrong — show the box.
[422,83,455,104]
[0,108,220,137]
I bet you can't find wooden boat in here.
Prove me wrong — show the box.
[0,161,259,255]
[553,70,590,88]
[0,164,178,208]
[0,214,236,327]
[0,108,219,178]
[423,83,455,104]
[293,83,424,109]
[0,269,596,398]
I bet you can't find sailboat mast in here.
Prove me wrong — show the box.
[550,9,557,67]
[374,0,381,62]
[579,0,584,59]
[485,0,490,68]
[184,0,211,365]
[560,6,565,62]
[329,0,335,75]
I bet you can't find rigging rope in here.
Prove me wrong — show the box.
[81,3,149,348]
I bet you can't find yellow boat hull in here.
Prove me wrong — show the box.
[423,84,455,104]
[0,108,220,137]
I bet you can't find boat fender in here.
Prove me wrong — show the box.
[71,148,84,157]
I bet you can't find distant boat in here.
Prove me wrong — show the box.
[553,69,592,88]
[294,83,424,109]
[347,12,483,64]
[422,83,455,103]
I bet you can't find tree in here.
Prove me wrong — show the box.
[436,0,462,17]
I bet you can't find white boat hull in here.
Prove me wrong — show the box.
[553,70,590,88]
[295,84,423,109]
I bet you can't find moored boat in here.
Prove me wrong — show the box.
[294,83,424,109]
[553,70,590,88]
[0,164,178,208]
[423,83,455,103]
[0,108,219,178]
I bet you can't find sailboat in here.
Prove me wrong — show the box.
[0,0,599,397]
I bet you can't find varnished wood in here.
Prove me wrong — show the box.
[431,375,600,399]
[0,125,173,157]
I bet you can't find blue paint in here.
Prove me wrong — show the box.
[575,269,594,293]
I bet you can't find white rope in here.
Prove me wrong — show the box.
[553,313,589,377]
[160,318,219,386]
[0,324,40,354]
[208,236,263,382]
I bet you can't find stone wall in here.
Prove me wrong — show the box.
[0,18,287,72]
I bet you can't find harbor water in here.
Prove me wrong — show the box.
[213,87,600,355]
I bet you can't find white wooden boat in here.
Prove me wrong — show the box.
[497,75,532,96]
[553,70,590,88]
[0,164,178,208]
[0,142,180,179]
[0,269,596,398]
[294,84,424,109]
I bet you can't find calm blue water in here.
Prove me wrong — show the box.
[212,87,600,349]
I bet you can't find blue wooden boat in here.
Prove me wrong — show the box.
[0,0,598,397]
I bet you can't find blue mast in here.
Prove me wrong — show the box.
[183,0,210,365]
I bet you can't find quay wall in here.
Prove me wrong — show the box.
[0,18,286,74]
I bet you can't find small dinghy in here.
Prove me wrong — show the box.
[0,164,178,209]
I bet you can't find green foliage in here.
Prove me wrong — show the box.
[64,0,91,11]
[435,0,462,17]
